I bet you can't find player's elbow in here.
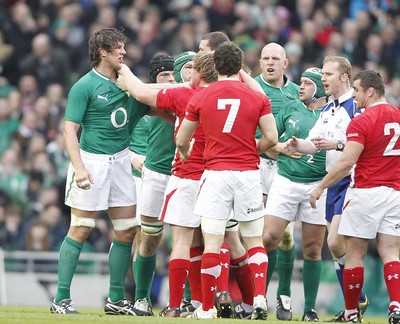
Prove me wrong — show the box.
[267,133,278,149]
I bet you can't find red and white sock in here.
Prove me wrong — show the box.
[201,253,221,311]
[168,258,190,308]
[217,242,230,292]
[343,267,363,312]
[189,245,204,305]
[384,261,400,312]
[231,253,254,305]
[248,246,268,297]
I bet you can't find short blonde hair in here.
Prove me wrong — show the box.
[193,51,218,84]
[323,56,352,79]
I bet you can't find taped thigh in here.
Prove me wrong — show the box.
[240,217,264,237]
[201,217,227,235]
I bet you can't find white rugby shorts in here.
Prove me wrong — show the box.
[138,165,170,218]
[265,174,327,225]
[339,186,400,239]
[65,148,136,211]
[133,174,142,219]
[159,175,200,228]
[194,170,264,222]
[259,158,278,195]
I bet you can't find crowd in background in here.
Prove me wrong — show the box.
[1,0,400,256]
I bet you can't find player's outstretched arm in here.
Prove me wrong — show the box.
[267,142,303,159]
[257,114,278,153]
[117,64,158,107]
[286,136,318,154]
[309,140,363,209]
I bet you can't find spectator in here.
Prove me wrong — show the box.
[0,148,29,211]
[22,219,51,252]
[0,205,23,251]
[0,30,16,84]
[386,77,400,108]
[1,2,37,83]
[21,33,72,94]
[18,75,39,113]
[0,95,19,159]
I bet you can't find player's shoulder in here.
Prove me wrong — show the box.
[69,70,97,93]
[282,97,302,110]
[286,79,300,90]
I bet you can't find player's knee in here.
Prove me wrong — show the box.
[303,242,322,260]
[70,214,96,228]
[327,230,344,255]
[111,218,138,231]
[141,220,163,236]
[262,229,280,251]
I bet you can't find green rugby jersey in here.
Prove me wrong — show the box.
[143,116,175,175]
[254,74,299,159]
[275,99,326,183]
[129,115,151,178]
[64,69,149,155]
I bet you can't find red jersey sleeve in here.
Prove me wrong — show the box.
[346,115,368,145]
[185,94,201,122]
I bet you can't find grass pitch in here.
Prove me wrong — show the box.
[0,306,389,324]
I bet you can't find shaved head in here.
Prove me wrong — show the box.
[259,42,288,87]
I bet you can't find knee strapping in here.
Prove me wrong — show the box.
[70,214,96,228]
[279,222,295,249]
[141,220,163,236]
[111,218,138,231]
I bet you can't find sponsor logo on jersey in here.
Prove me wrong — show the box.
[288,119,299,128]
[97,94,109,102]
[347,132,359,138]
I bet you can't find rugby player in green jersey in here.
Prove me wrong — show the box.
[131,54,177,316]
[128,54,176,316]
[263,68,327,322]
[50,28,163,316]
[255,42,299,321]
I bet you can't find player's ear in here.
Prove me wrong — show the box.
[99,48,107,58]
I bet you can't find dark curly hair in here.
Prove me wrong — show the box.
[213,41,243,77]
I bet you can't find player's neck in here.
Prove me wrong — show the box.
[366,97,387,108]
[218,74,240,80]
[307,97,326,111]
[332,85,352,100]
[94,64,118,82]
